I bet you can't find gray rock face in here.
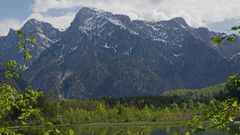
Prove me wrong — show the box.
[1,7,240,99]
[0,19,61,65]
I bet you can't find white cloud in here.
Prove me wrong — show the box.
[0,18,22,36]
[26,12,75,29]
[30,0,240,29]
[1,0,239,35]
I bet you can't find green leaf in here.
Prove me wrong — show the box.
[231,26,240,31]
[6,60,17,69]
[55,129,61,133]
[195,124,205,132]
[69,129,74,135]
[3,70,14,79]
[232,101,238,107]
[211,36,226,45]
[16,30,24,38]
[23,50,32,60]
[17,65,24,72]
[17,41,23,50]
[12,72,19,79]
[227,37,237,43]
[27,37,37,43]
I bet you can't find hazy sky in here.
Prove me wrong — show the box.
[0,0,239,36]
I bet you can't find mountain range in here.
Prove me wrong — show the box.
[0,7,240,99]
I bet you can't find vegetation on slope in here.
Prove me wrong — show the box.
[40,83,226,126]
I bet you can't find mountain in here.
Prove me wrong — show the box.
[0,19,61,66]
[1,7,240,99]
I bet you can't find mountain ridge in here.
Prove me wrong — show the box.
[0,19,62,66]
[1,7,240,99]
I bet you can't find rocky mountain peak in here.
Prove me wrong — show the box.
[115,14,131,24]
[22,19,48,32]
[70,7,114,27]
[0,19,61,65]
[69,7,137,35]
[170,17,188,26]
[22,19,60,39]
[7,28,16,36]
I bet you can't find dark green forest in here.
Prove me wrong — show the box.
[40,83,228,125]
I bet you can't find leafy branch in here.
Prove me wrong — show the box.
[186,25,240,135]
[211,25,240,46]
[0,30,74,135]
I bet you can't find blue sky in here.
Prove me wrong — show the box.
[0,0,33,20]
[0,0,239,36]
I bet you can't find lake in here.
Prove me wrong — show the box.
[70,125,234,135]
[19,123,236,135]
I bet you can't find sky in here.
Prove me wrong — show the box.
[0,0,239,36]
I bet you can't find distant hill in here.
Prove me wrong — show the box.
[161,83,226,102]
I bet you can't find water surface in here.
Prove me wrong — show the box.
[19,123,235,135]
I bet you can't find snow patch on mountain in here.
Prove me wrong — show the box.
[75,7,139,36]
[70,46,78,52]
[172,53,183,57]
[103,43,111,49]
[231,52,240,60]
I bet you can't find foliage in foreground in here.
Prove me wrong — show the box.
[187,25,240,135]
[0,30,73,135]
[186,98,240,134]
